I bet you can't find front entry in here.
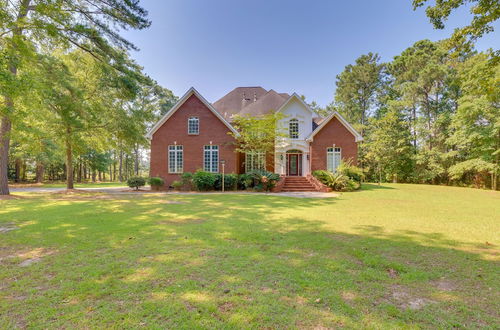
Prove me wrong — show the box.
[286,150,303,176]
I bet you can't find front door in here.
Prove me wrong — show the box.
[286,153,302,176]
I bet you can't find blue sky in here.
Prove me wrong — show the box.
[122,0,499,107]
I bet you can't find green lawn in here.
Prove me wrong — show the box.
[1,184,499,328]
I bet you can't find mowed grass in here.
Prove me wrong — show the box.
[0,184,499,329]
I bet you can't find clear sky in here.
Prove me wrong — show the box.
[122,0,499,107]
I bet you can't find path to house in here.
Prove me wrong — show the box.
[8,186,338,198]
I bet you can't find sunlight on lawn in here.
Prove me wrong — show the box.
[0,184,499,328]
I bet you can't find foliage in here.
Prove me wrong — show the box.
[214,173,237,191]
[312,169,360,191]
[237,173,253,190]
[127,176,145,190]
[413,0,500,55]
[192,170,217,191]
[230,112,285,155]
[246,170,280,191]
[180,172,194,191]
[337,161,365,183]
[148,177,164,187]
[171,180,183,191]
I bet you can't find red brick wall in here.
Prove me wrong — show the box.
[310,117,358,171]
[150,94,238,187]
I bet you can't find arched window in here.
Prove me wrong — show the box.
[289,119,299,139]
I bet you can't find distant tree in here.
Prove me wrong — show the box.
[447,52,499,189]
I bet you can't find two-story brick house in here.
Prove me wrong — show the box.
[146,87,362,191]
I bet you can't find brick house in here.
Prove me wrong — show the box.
[147,87,363,191]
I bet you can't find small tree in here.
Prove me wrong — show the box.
[127,177,145,191]
[229,112,285,164]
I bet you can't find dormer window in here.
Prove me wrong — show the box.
[289,119,299,139]
[188,117,199,135]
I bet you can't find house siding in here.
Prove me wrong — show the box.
[150,94,238,188]
[310,117,358,171]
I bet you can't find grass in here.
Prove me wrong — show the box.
[0,184,499,328]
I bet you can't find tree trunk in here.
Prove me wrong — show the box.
[65,127,74,189]
[119,150,123,182]
[134,144,139,176]
[0,0,32,195]
[35,162,44,183]
[92,170,96,182]
[15,158,22,183]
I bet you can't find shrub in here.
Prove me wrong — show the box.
[338,161,364,183]
[237,173,253,190]
[214,173,237,191]
[171,180,183,191]
[180,172,194,190]
[127,176,146,190]
[312,170,358,192]
[192,170,217,191]
[247,169,280,191]
[148,177,164,190]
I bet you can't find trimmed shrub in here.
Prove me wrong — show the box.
[247,169,280,191]
[149,177,164,190]
[214,173,237,191]
[193,170,217,191]
[180,172,194,190]
[171,180,183,191]
[127,176,146,190]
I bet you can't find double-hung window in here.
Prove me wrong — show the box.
[168,145,183,173]
[327,147,341,172]
[203,145,219,172]
[289,119,299,139]
[245,151,266,172]
[188,117,199,135]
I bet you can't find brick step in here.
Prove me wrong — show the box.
[282,188,318,192]
[283,184,315,189]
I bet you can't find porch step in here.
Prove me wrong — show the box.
[281,176,319,192]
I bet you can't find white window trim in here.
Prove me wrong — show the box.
[289,118,299,139]
[327,147,341,173]
[188,116,199,135]
[245,151,266,172]
[203,145,219,173]
[168,145,183,173]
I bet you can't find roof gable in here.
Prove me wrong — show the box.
[276,93,318,115]
[306,111,363,142]
[146,87,238,139]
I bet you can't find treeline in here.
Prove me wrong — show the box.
[0,1,177,194]
[327,41,498,190]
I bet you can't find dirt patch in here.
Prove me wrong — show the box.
[157,219,208,225]
[432,279,457,292]
[0,195,25,200]
[387,285,435,310]
[0,223,18,233]
[0,247,57,266]
[341,291,357,301]
[218,301,234,313]
[162,200,186,204]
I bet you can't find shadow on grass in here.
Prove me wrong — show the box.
[0,193,498,328]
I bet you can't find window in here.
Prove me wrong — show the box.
[188,117,199,134]
[204,145,219,172]
[327,147,341,172]
[289,119,299,139]
[168,145,183,173]
[245,151,266,172]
